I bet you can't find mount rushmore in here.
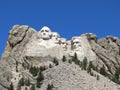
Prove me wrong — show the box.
[25,26,96,62]
[0,25,120,90]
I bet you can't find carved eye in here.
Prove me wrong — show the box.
[73,42,76,44]
[45,30,49,32]
[76,42,79,44]
[74,41,79,44]
[41,30,44,32]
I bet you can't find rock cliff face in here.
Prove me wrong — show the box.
[0,25,120,90]
[87,34,120,74]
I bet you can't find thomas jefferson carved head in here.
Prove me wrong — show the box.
[51,32,60,40]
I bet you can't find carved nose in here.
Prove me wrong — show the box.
[74,43,77,46]
[73,44,77,48]
[43,33,46,35]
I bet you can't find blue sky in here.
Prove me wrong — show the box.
[0,0,120,58]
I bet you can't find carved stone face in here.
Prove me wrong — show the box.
[51,32,60,40]
[72,37,81,50]
[60,38,67,50]
[40,26,51,40]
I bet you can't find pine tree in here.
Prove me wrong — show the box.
[95,66,99,72]
[74,53,78,60]
[29,66,38,76]
[53,57,56,63]
[26,63,30,69]
[30,84,35,90]
[68,59,72,64]
[53,58,59,66]
[36,71,44,88]
[39,66,46,71]
[110,67,120,84]
[87,62,92,73]
[90,71,94,76]
[17,83,21,90]
[25,78,30,86]
[9,83,14,90]
[75,60,80,65]
[17,77,25,89]
[27,78,30,86]
[29,66,33,74]
[111,75,120,84]
[80,62,83,67]
[16,60,18,72]
[100,66,108,76]
[97,75,100,80]
[72,53,80,65]
[36,81,42,88]
[7,76,9,82]
[22,62,25,68]
[16,61,18,66]
[82,57,88,70]
[16,66,18,72]
[33,66,38,76]
[16,61,18,72]
[115,67,120,80]
[49,64,52,68]
[62,55,66,62]
[25,87,28,90]
[37,71,44,82]
[72,53,78,62]
[47,84,54,90]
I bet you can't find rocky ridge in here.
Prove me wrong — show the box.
[0,25,120,90]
